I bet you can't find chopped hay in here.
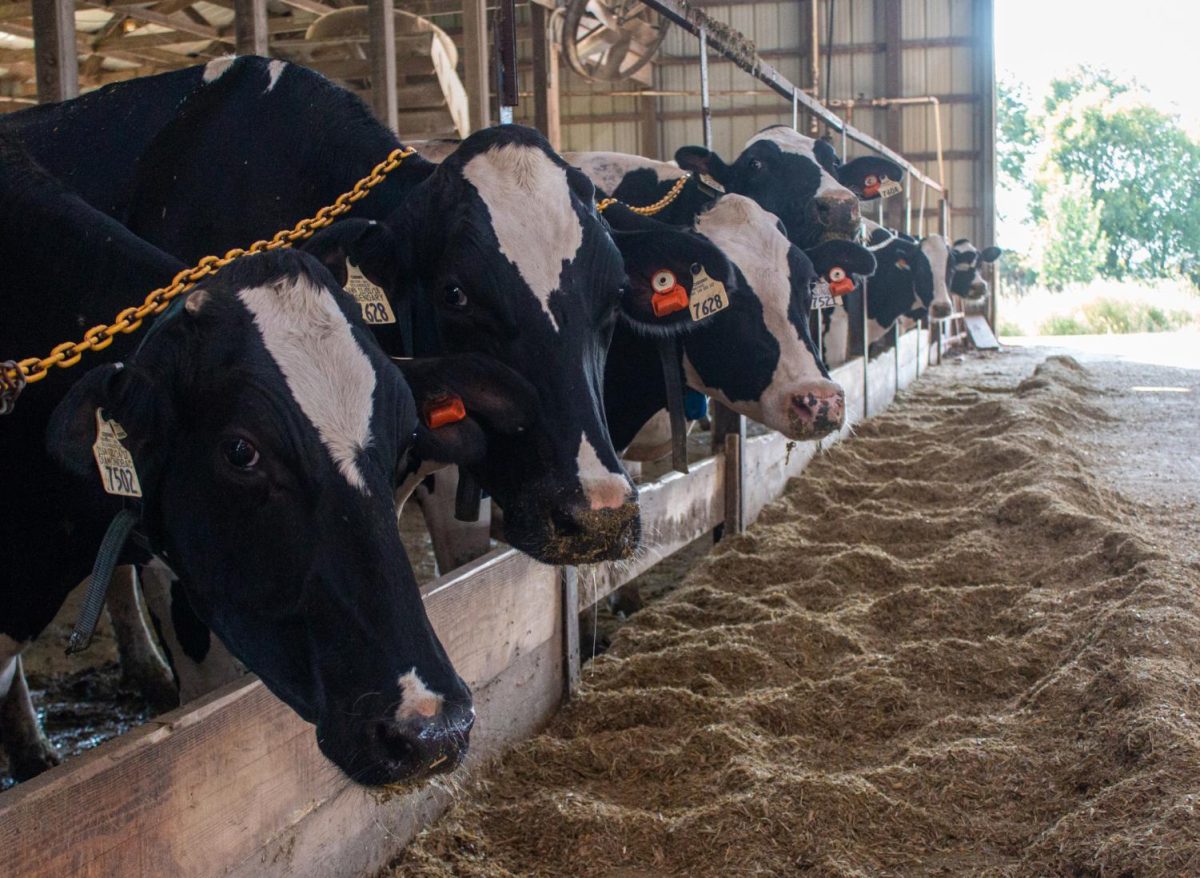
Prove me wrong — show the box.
[389,354,1200,878]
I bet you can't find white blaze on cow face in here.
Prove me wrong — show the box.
[0,634,21,700]
[239,275,377,493]
[202,55,236,83]
[921,235,953,317]
[462,145,584,333]
[689,196,841,436]
[562,151,687,195]
[265,59,287,92]
[395,669,443,721]
[576,432,632,511]
[745,127,851,200]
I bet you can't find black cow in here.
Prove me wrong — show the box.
[566,128,904,251]
[1,141,479,785]
[5,57,731,565]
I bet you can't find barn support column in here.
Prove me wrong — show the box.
[975,0,998,328]
[530,3,561,148]
[882,0,904,231]
[367,0,398,132]
[32,0,77,103]
[233,0,268,57]
[560,567,580,698]
[462,0,490,131]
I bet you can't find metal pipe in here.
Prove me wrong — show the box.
[809,0,820,134]
[699,27,712,149]
[826,95,946,194]
[792,87,799,130]
[823,0,834,106]
[918,181,927,238]
[861,277,869,419]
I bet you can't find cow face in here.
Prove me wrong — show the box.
[49,251,473,787]
[675,126,905,250]
[866,224,935,323]
[304,126,732,564]
[921,235,1003,313]
[677,195,856,439]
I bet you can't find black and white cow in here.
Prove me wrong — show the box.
[819,220,935,366]
[1,140,480,785]
[5,57,732,565]
[920,235,1003,316]
[567,127,904,251]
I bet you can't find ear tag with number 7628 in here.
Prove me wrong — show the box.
[688,264,729,322]
[92,409,142,498]
[345,263,396,325]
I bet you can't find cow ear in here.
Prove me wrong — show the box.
[397,353,536,440]
[980,246,1003,262]
[839,156,905,200]
[301,219,397,290]
[674,146,733,187]
[808,239,877,280]
[47,363,172,494]
[610,225,735,332]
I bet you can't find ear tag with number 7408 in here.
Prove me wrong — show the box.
[92,409,142,498]
[345,263,396,325]
[688,264,729,322]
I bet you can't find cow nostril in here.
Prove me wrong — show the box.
[372,719,419,765]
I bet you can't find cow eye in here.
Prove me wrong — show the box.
[748,158,763,171]
[443,285,468,309]
[221,438,260,469]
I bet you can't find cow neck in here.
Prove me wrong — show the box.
[603,322,677,452]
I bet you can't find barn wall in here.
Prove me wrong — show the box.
[558,0,995,247]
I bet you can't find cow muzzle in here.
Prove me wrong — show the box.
[813,192,861,240]
[541,497,641,564]
[930,301,953,319]
[788,381,845,438]
[327,698,475,787]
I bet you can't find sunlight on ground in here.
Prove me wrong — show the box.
[998,280,1200,337]
[1004,330,1200,371]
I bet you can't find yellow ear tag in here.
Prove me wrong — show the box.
[345,263,396,325]
[688,265,729,322]
[92,409,142,498]
[810,280,837,310]
[877,177,903,198]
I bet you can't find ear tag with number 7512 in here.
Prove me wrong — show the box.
[345,263,396,325]
[92,409,142,498]
[688,264,729,322]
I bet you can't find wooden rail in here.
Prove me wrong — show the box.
[0,328,933,878]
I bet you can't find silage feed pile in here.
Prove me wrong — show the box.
[393,355,1200,877]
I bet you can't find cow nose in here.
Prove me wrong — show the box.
[548,499,641,563]
[968,281,990,299]
[364,701,474,785]
[790,382,845,438]
[814,193,860,233]
[930,302,952,319]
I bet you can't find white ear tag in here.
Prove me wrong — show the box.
[92,409,142,498]
[810,280,837,310]
[345,263,396,325]
[688,265,729,322]
[877,177,903,198]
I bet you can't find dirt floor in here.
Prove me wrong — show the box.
[388,344,1200,878]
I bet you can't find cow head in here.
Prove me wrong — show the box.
[670,195,869,439]
[865,223,935,323]
[304,125,732,563]
[49,251,473,786]
[921,235,1003,315]
[675,126,905,250]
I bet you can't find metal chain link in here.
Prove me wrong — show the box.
[0,146,416,415]
[596,172,691,217]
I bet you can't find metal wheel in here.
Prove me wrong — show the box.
[560,0,669,82]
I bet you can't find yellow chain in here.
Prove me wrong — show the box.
[1,146,416,397]
[596,173,691,217]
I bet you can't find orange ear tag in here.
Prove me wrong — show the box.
[827,267,856,295]
[423,394,467,429]
[649,269,689,318]
[862,174,880,198]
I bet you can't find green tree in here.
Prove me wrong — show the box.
[1040,179,1108,290]
[997,78,1040,193]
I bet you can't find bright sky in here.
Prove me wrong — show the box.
[995,0,1200,135]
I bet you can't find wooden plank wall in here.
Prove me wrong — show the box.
[0,327,934,878]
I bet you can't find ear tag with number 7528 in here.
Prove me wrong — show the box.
[345,263,396,325]
[688,264,729,322]
[92,409,142,498]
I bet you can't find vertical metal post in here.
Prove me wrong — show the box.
[462,0,489,132]
[495,0,517,124]
[893,321,900,394]
[367,0,398,132]
[699,28,712,148]
[904,188,912,235]
[792,87,799,130]
[918,182,927,238]
[32,0,78,103]
[531,3,561,146]
[861,277,870,418]
[561,567,580,698]
[234,0,268,56]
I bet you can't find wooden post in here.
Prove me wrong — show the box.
[723,432,743,536]
[561,567,580,698]
[530,3,561,147]
[462,0,489,132]
[233,0,268,57]
[367,0,398,132]
[32,0,77,103]
[639,89,658,159]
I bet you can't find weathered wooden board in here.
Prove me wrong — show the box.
[0,549,559,878]
[964,314,1000,350]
